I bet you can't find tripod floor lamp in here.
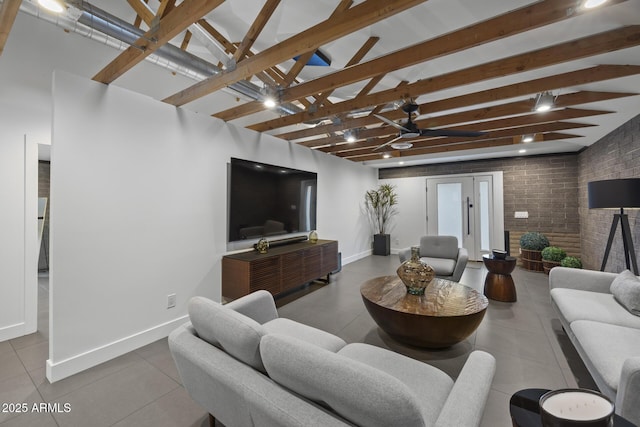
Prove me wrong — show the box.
[588,178,640,275]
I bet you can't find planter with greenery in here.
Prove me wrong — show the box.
[541,246,567,274]
[364,183,398,256]
[561,256,583,269]
[519,232,549,272]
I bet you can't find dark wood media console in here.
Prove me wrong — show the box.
[222,239,339,299]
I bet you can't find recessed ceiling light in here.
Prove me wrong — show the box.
[382,153,391,159]
[38,0,64,13]
[522,135,534,143]
[583,0,607,8]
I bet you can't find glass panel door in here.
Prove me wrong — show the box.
[426,175,494,260]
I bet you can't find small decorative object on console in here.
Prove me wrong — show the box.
[255,238,269,254]
[492,249,508,259]
[539,388,614,427]
[309,230,318,243]
[397,246,435,295]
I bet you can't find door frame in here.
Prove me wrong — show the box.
[425,171,505,260]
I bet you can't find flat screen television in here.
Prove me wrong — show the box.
[228,158,317,242]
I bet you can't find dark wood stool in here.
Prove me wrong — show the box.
[482,254,517,302]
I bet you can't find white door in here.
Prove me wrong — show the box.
[426,175,494,260]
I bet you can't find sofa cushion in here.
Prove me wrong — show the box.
[260,334,426,427]
[610,270,640,316]
[263,318,346,352]
[550,288,640,330]
[421,257,456,276]
[338,343,453,424]
[420,236,459,259]
[572,320,640,391]
[188,296,266,372]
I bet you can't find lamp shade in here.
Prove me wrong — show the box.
[588,178,640,209]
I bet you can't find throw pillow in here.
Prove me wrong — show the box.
[610,270,640,316]
[188,296,266,372]
[260,334,425,427]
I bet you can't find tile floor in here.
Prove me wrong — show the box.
[1,257,595,427]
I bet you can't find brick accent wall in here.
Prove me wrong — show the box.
[379,154,580,237]
[577,114,640,272]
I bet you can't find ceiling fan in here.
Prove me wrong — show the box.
[373,102,486,151]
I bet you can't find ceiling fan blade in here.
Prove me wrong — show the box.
[373,135,402,152]
[419,129,486,137]
[373,114,410,133]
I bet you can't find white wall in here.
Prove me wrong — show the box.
[48,71,377,381]
[379,177,428,253]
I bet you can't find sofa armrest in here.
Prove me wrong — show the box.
[399,247,411,263]
[434,351,496,427]
[225,290,279,324]
[451,247,469,283]
[549,267,618,294]
[616,356,640,425]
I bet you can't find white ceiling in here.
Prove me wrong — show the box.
[4,0,640,167]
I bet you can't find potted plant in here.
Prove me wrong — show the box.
[541,246,566,274]
[364,183,398,256]
[519,232,549,272]
[561,256,583,269]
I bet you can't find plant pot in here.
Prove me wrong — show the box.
[373,234,390,256]
[520,248,543,272]
[542,260,561,275]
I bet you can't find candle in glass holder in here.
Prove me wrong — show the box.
[540,389,614,426]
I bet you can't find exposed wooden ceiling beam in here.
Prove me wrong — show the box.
[281,0,353,88]
[128,0,154,27]
[180,30,192,50]
[346,133,581,161]
[214,35,379,122]
[287,90,635,144]
[312,107,613,150]
[0,0,22,56]
[232,0,281,63]
[337,121,592,158]
[157,0,177,19]
[162,0,428,106]
[249,23,640,133]
[279,0,628,105]
[94,0,225,84]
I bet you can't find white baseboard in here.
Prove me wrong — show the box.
[342,249,372,265]
[0,322,26,342]
[46,315,188,383]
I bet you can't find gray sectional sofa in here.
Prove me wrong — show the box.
[549,267,640,425]
[169,290,496,427]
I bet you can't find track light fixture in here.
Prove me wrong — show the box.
[583,0,608,8]
[534,92,555,112]
[344,130,356,143]
[38,0,65,13]
[261,85,281,109]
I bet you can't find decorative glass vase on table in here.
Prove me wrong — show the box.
[397,246,435,295]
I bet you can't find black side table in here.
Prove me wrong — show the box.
[510,389,636,427]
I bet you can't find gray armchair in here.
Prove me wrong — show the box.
[399,235,468,283]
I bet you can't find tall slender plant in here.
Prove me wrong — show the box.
[364,184,399,235]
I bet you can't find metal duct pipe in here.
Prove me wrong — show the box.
[19,0,303,116]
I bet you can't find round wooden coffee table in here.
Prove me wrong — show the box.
[360,276,488,349]
[482,254,518,302]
